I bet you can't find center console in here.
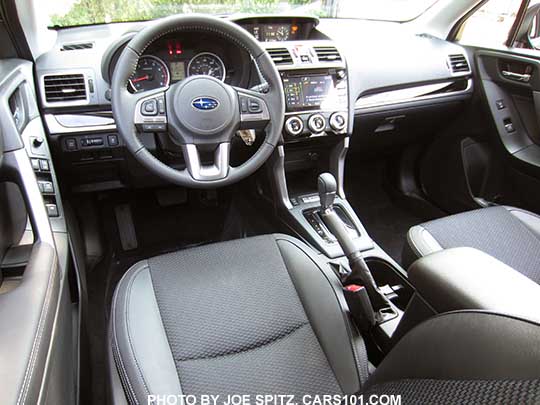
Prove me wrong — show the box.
[263,40,364,258]
[262,41,417,352]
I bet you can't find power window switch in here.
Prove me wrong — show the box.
[496,99,506,110]
[39,181,54,194]
[45,204,59,217]
[31,158,40,171]
[39,159,50,172]
[504,119,516,134]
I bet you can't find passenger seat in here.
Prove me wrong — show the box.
[404,206,540,284]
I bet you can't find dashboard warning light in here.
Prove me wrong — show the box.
[292,25,298,33]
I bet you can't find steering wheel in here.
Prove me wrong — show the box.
[111,15,285,188]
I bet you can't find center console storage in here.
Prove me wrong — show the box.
[408,247,540,321]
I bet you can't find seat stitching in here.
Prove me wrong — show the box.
[112,263,145,405]
[176,321,309,362]
[125,264,152,397]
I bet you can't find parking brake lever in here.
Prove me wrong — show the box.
[317,173,391,324]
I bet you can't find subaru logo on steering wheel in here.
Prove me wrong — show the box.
[191,97,219,111]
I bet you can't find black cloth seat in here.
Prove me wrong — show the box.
[404,206,540,283]
[110,234,540,404]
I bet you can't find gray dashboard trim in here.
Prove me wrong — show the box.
[44,113,116,134]
[355,78,473,110]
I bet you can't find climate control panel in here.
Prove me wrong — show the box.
[284,111,348,140]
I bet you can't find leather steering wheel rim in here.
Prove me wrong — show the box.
[111,14,285,188]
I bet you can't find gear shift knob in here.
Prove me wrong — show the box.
[318,173,337,211]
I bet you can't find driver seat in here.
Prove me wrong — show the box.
[110,234,540,404]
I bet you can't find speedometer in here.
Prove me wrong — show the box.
[129,55,170,92]
[187,52,226,82]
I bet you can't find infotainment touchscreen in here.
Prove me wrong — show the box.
[282,74,345,112]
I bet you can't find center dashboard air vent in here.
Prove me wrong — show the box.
[448,54,470,74]
[314,46,342,62]
[267,48,293,65]
[43,73,88,104]
[61,42,94,51]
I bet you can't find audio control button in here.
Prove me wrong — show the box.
[308,114,326,133]
[285,116,304,137]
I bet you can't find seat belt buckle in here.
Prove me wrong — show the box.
[343,284,377,331]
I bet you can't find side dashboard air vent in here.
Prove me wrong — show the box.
[61,42,94,51]
[448,54,470,74]
[314,46,342,62]
[267,48,293,65]
[43,73,87,103]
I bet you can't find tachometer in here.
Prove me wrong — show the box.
[129,55,170,92]
[187,52,226,82]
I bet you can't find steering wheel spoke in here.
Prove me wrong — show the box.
[235,87,271,130]
[182,143,230,181]
[133,89,168,133]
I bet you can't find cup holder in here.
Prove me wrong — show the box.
[365,258,414,311]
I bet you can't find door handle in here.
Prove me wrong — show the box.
[501,70,531,83]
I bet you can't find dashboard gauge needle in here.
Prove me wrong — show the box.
[132,75,149,83]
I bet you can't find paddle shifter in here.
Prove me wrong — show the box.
[317,173,392,327]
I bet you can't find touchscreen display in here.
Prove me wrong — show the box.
[283,75,338,111]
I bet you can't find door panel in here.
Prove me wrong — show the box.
[0,60,77,404]
[473,49,540,210]
[476,50,540,161]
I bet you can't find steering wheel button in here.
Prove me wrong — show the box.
[142,99,158,116]
[248,99,262,113]
[157,98,166,114]
[142,123,167,132]
[240,97,249,113]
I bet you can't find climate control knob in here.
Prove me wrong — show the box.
[329,112,347,132]
[308,114,326,134]
[285,116,304,137]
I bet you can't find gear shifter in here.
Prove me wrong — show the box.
[318,173,337,211]
[317,173,391,323]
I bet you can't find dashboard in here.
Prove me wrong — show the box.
[34,15,474,193]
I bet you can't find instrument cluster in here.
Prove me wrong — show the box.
[106,33,249,93]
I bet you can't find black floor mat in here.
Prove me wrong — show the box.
[345,163,425,265]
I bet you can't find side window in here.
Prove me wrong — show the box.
[515,0,540,49]
[457,0,524,49]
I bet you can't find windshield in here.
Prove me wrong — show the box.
[47,0,440,28]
